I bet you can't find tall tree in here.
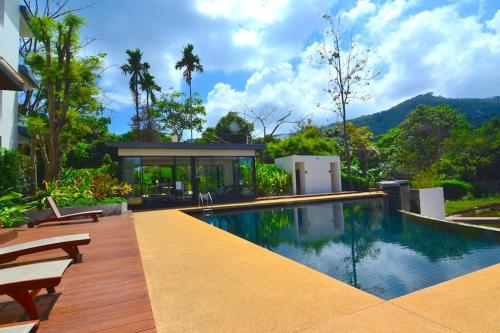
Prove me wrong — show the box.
[121,49,147,139]
[26,13,104,180]
[201,112,254,144]
[140,71,161,141]
[175,43,203,140]
[156,89,206,142]
[313,14,376,190]
[20,0,98,188]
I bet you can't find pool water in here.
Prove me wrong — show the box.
[191,198,500,299]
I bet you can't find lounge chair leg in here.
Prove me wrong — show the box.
[91,214,99,222]
[46,287,55,294]
[6,290,40,319]
[62,246,82,263]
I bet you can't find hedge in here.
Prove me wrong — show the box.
[341,173,374,191]
[435,179,475,200]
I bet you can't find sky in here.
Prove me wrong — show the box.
[75,0,500,135]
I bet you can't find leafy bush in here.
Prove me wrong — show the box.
[38,168,131,208]
[0,191,33,228]
[341,173,373,191]
[435,179,475,200]
[256,163,292,196]
[0,148,30,194]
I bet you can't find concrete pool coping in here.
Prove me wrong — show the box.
[133,192,500,332]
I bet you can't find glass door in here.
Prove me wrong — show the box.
[174,157,193,202]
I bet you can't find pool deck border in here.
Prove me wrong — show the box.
[134,192,500,332]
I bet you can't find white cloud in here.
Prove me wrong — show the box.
[343,0,376,21]
[195,0,290,24]
[205,1,500,134]
[486,10,500,32]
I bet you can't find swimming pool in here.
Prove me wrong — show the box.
[191,198,500,299]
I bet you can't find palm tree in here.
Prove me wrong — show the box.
[121,49,147,138]
[140,71,161,141]
[141,72,161,110]
[175,43,203,140]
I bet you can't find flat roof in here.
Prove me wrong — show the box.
[106,141,265,151]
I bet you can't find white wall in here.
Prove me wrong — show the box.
[292,203,345,241]
[418,187,445,220]
[0,0,20,148]
[275,155,342,195]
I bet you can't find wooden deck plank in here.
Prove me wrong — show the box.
[0,213,156,333]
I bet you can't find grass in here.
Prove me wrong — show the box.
[445,195,500,216]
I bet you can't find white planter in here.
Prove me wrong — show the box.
[411,187,445,220]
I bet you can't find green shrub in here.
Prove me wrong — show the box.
[0,191,33,228]
[256,163,292,196]
[0,148,30,194]
[341,173,373,191]
[38,168,131,208]
[435,179,475,200]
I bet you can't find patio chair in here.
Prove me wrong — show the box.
[0,233,91,264]
[28,197,102,228]
[0,259,72,319]
[0,320,39,333]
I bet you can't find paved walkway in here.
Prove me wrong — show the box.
[0,214,155,333]
[134,194,500,333]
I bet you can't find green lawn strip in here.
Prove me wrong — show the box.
[445,195,500,216]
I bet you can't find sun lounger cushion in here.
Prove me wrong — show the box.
[0,233,91,263]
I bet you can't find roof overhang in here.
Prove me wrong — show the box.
[106,142,265,157]
[0,57,24,91]
[18,65,38,90]
[106,142,265,150]
[19,6,34,38]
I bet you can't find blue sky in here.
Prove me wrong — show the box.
[76,0,500,135]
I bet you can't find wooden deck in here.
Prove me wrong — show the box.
[0,214,156,333]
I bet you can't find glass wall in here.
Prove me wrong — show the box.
[122,155,255,205]
[196,156,255,200]
[142,157,175,205]
[123,157,142,205]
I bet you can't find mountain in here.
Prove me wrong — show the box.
[349,93,500,135]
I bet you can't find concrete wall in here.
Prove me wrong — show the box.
[418,187,445,220]
[275,155,342,195]
[0,0,20,148]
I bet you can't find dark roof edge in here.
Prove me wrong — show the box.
[105,141,265,150]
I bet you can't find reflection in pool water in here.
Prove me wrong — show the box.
[192,198,500,299]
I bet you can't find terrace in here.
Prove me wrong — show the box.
[0,192,498,332]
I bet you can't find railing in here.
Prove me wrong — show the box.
[198,192,213,207]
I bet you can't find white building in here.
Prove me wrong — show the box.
[275,155,342,195]
[0,3,35,148]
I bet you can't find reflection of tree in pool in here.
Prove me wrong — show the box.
[399,216,479,262]
[339,202,382,289]
[206,209,293,249]
[255,209,293,249]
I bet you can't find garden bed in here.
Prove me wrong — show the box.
[26,201,128,223]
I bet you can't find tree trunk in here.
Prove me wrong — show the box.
[189,82,193,141]
[29,136,38,193]
[47,125,62,180]
[342,106,353,191]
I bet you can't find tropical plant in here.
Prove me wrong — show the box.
[0,148,30,194]
[26,13,105,180]
[121,48,148,137]
[175,43,204,140]
[157,89,206,141]
[0,192,33,228]
[201,111,254,144]
[256,162,292,196]
[266,126,340,159]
